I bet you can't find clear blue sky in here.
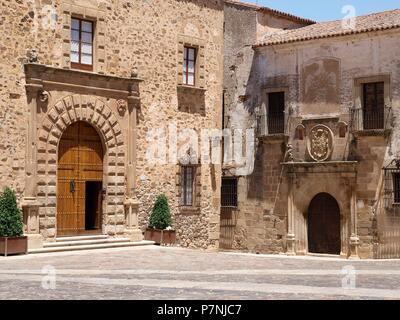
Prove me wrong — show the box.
[246,1,399,22]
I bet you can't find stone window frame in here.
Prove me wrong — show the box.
[177,35,206,89]
[176,164,202,214]
[262,87,289,136]
[353,74,391,132]
[61,3,106,74]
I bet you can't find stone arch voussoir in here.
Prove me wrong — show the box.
[38,94,127,238]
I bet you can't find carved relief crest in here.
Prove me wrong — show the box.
[307,125,333,162]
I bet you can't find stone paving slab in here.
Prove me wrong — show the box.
[0,246,400,300]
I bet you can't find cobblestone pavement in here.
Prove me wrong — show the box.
[1,246,400,300]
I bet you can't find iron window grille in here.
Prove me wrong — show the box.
[181,166,195,206]
[384,159,400,214]
[221,178,238,208]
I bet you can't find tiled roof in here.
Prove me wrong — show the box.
[255,9,400,47]
[224,0,315,25]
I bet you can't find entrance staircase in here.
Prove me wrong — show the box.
[28,235,155,254]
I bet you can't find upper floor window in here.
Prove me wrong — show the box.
[363,82,384,130]
[71,18,94,71]
[183,46,196,86]
[267,92,285,134]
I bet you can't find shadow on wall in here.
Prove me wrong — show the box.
[247,142,265,200]
[177,86,206,116]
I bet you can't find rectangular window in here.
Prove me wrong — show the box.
[183,47,196,86]
[363,82,384,130]
[393,173,400,204]
[268,92,285,134]
[221,178,238,208]
[71,18,94,71]
[181,166,194,206]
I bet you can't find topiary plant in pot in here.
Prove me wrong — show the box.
[145,194,176,245]
[0,188,27,256]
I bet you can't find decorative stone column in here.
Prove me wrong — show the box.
[286,172,296,255]
[124,87,143,242]
[349,185,360,259]
[23,81,44,249]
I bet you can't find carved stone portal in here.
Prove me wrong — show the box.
[307,124,334,162]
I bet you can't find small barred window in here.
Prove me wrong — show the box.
[384,160,400,213]
[181,166,194,206]
[221,178,238,208]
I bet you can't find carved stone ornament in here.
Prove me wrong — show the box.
[117,99,127,115]
[27,49,38,63]
[285,144,294,162]
[39,90,50,102]
[307,124,334,162]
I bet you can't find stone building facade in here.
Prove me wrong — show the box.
[0,0,224,250]
[222,2,400,259]
[1,0,399,259]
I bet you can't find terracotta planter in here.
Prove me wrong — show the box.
[145,228,176,245]
[0,236,28,256]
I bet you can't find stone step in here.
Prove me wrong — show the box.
[44,237,131,248]
[55,235,109,242]
[29,240,155,254]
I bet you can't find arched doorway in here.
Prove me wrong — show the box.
[57,122,104,236]
[308,193,341,255]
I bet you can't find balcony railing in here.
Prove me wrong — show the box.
[350,105,392,131]
[256,111,286,137]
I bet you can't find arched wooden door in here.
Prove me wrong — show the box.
[57,122,104,236]
[308,193,341,255]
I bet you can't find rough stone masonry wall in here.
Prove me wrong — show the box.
[233,139,288,253]
[0,0,224,249]
[222,2,308,254]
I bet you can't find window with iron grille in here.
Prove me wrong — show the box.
[183,47,196,86]
[393,173,400,204]
[363,82,384,130]
[267,92,285,134]
[71,18,94,71]
[384,160,400,214]
[181,166,195,206]
[221,178,238,208]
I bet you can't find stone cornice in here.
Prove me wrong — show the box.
[24,63,142,99]
[282,161,358,175]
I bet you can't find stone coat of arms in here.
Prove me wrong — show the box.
[307,125,333,162]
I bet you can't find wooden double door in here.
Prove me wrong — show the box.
[57,122,104,236]
[308,193,341,255]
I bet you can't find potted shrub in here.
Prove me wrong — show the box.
[145,194,176,245]
[0,188,27,256]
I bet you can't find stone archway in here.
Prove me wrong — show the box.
[57,121,104,236]
[307,193,341,255]
[37,94,126,239]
